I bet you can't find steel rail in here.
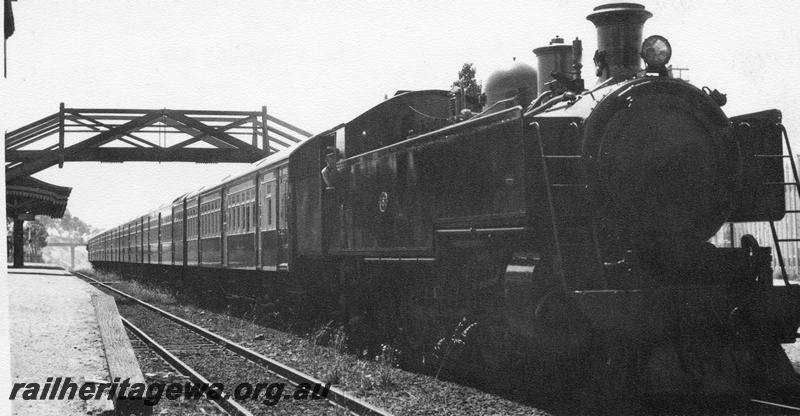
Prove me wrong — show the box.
[750,398,800,413]
[77,272,392,416]
[122,316,253,416]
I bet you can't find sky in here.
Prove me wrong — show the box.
[3,0,800,231]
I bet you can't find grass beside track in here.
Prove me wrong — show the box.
[79,268,177,304]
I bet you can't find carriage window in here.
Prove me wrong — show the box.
[280,194,285,223]
[246,205,251,231]
[260,188,267,227]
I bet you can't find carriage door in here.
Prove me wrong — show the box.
[258,172,279,270]
[278,167,289,271]
[221,188,227,266]
[158,213,162,264]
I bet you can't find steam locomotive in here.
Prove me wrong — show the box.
[90,3,800,404]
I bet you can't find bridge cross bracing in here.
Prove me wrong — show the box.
[5,104,313,182]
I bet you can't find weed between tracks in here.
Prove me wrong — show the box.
[432,317,477,380]
[308,322,399,395]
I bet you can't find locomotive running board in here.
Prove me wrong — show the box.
[436,226,531,235]
[568,284,800,343]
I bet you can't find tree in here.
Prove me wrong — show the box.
[36,210,99,270]
[452,63,482,111]
[26,221,48,257]
[38,209,98,239]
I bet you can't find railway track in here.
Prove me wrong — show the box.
[76,272,392,416]
[124,318,253,415]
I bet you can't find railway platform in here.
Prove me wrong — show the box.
[7,264,148,415]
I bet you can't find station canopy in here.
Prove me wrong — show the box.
[7,176,71,219]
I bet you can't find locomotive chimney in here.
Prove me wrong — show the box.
[587,3,652,84]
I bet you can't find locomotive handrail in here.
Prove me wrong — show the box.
[757,121,799,286]
[776,123,799,286]
[568,121,607,290]
[531,121,568,292]
[780,124,800,203]
[339,106,522,165]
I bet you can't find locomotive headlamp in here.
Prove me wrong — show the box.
[641,35,672,68]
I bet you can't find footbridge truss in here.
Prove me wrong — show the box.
[5,104,313,182]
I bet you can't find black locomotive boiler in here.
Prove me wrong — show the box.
[90,3,800,404]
